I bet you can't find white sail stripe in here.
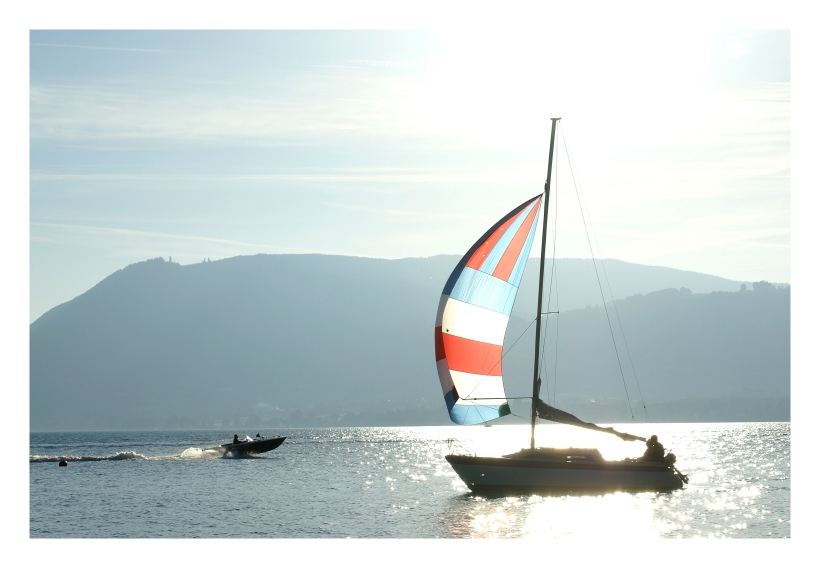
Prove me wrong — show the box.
[434,294,448,327]
[454,398,508,407]
[436,358,454,395]
[450,369,507,402]
[439,297,509,346]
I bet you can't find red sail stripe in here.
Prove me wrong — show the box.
[492,199,540,281]
[439,332,502,377]
[434,326,445,361]
[464,215,519,272]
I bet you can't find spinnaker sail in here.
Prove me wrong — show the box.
[434,195,542,424]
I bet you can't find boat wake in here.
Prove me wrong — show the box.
[29,447,263,463]
[30,451,151,462]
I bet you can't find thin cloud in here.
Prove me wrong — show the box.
[32,222,256,247]
[31,42,171,53]
[30,167,530,185]
[30,222,329,255]
[319,200,485,221]
[312,60,423,70]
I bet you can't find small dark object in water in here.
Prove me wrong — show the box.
[59,460,68,467]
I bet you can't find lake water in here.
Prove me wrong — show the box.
[29,423,789,542]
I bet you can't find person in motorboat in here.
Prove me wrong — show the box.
[640,434,665,462]
[233,434,240,445]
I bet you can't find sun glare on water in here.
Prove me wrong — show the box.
[518,493,674,539]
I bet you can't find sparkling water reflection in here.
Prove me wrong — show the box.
[30,423,789,538]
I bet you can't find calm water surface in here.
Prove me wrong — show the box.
[29,423,789,539]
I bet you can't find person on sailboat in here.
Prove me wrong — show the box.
[640,435,665,462]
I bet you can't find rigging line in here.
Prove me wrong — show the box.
[505,317,537,364]
[600,273,651,421]
[559,124,636,421]
[470,315,543,402]
[457,315,537,400]
[462,396,534,401]
[509,410,535,422]
[551,291,560,404]
[559,128,649,422]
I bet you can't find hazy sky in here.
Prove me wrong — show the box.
[8,3,818,556]
[26,24,792,322]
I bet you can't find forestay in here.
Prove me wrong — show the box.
[434,195,542,424]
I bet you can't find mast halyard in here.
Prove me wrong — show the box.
[530,117,561,451]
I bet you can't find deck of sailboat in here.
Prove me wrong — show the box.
[445,449,684,492]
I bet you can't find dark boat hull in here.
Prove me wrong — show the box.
[446,448,683,493]
[221,436,286,454]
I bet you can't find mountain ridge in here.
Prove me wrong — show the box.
[30,254,790,431]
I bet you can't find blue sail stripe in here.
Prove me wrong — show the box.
[449,267,518,316]
[449,401,511,425]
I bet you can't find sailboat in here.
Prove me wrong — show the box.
[434,118,687,493]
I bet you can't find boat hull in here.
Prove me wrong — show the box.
[446,452,683,493]
[221,436,286,455]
